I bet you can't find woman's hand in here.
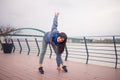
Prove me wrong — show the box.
[55,12,60,16]
[57,67,61,72]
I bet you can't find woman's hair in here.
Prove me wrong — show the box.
[59,32,67,40]
[58,32,67,53]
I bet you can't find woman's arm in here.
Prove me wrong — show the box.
[51,12,60,32]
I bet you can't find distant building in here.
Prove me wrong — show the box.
[68,37,93,43]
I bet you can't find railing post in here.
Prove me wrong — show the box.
[113,36,118,69]
[17,39,22,54]
[25,38,30,55]
[11,39,15,53]
[35,38,40,56]
[84,37,89,64]
[49,44,52,59]
[65,45,68,61]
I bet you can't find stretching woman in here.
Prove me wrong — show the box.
[39,12,68,74]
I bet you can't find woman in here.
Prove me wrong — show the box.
[39,12,68,74]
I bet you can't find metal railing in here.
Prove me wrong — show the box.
[66,35,120,69]
[0,32,120,68]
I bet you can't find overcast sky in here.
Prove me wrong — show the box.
[0,0,120,37]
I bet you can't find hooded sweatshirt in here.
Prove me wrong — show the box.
[44,15,59,44]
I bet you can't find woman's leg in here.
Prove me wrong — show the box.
[56,53,62,67]
[39,39,47,67]
[56,53,62,71]
[39,39,48,74]
[39,40,48,66]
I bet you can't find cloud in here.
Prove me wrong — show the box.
[0,0,120,36]
[48,0,72,7]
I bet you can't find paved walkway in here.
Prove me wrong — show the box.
[0,52,120,80]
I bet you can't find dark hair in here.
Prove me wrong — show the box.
[59,32,67,40]
[58,32,67,54]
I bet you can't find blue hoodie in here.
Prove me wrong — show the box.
[43,16,59,44]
